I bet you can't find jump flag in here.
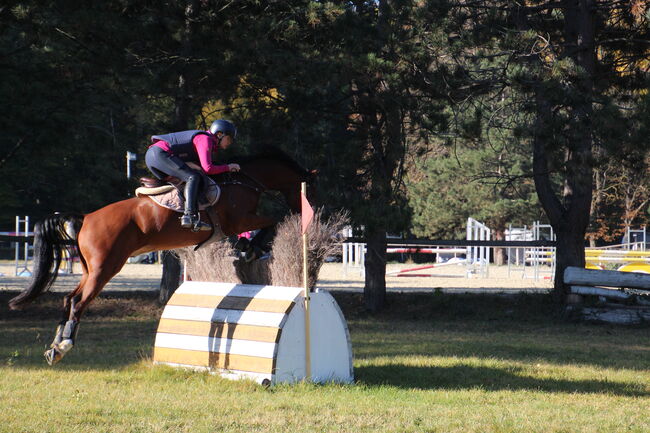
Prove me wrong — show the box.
[301,187,314,234]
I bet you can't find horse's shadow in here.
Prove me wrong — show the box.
[356,363,648,397]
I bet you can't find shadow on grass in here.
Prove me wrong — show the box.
[356,363,649,397]
[351,329,650,372]
[1,319,160,370]
[338,292,650,371]
[0,291,162,370]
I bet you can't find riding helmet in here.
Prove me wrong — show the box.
[209,119,237,139]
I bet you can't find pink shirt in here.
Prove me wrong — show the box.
[152,132,230,175]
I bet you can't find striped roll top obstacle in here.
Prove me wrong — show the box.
[153,282,353,385]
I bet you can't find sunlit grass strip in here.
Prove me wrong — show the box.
[2,359,648,433]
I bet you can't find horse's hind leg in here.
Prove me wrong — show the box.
[45,255,127,365]
[44,269,88,365]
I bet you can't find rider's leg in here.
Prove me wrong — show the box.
[181,173,211,231]
[145,147,211,232]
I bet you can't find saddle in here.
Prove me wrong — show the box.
[137,176,177,196]
[139,176,176,188]
[135,175,220,213]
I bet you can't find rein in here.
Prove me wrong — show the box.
[216,171,266,194]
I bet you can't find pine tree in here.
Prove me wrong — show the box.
[226,0,451,311]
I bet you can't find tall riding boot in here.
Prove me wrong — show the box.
[180,175,212,232]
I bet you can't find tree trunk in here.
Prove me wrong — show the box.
[364,228,387,312]
[552,226,587,302]
[533,0,595,302]
[159,251,181,304]
[173,0,199,130]
[493,227,506,266]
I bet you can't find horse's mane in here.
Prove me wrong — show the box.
[231,146,310,176]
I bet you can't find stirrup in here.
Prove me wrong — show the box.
[180,214,194,229]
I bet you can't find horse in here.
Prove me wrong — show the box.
[8,150,316,365]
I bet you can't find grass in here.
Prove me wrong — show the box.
[0,290,648,433]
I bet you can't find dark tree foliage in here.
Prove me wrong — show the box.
[0,3,139,225]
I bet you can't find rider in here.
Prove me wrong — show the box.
[145,119,240,232]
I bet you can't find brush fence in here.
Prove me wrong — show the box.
[153,281,353,385]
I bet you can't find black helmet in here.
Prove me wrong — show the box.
[209,119,237,139]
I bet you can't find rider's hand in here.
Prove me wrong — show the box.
[228,163,240,172]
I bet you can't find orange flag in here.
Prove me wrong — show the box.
[301,191,314,234]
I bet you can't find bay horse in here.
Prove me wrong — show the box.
[8,150,316,365]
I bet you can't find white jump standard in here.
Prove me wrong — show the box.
[153,281,354,385]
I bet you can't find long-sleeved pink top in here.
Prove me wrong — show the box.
[152,132,230,175]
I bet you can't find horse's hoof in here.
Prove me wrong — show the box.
[233,237,250,252]
[44,348,62,366]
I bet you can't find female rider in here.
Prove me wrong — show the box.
[145,119,239,231]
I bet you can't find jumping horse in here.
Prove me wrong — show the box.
[8,150,316,365]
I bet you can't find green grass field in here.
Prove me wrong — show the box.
[1,291,648,433]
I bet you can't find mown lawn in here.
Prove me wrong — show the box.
[0,291,648,433]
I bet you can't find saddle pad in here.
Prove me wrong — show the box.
[135,180,221,213]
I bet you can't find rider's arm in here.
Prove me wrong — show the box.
[193,134,231,175]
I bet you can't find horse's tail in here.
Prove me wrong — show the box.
[8,212,84,310]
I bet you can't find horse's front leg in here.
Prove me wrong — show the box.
[245,225,278,261]
[229,214,276,262]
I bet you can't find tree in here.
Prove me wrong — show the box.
[215,1,450,311]
[312,1,450,311]
[407,75,547,264]
[447,0,650,299]
[588,156,650,245]
[408,144,543,263]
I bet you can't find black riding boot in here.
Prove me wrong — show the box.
[180,174,211,232]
